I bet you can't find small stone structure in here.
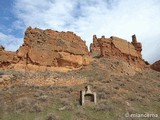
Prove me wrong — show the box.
[80,86,97,105]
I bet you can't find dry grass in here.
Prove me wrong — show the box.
[0,58,160,120]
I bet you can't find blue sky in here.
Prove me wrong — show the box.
[0,0,160,63]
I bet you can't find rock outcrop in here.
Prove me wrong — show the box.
[0,45,5,51]
[90,35,101,57]
[151,60,160,72]
[17,27,89,68]
[90,34,145,67]
[0,46,19,67]
[0,27,148,71]
[0,27,90,70]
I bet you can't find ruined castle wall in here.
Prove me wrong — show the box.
[0,27,90,69]
[90,35,145,67]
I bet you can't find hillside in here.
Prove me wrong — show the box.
[0,57,160,120]
[0,27,160,120]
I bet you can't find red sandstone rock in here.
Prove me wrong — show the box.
[90,35,101,57]
[0,46,19,67]
[0,27,90,69]
[16,27,89,68]
[151,60,160,72]
[90,34,145,67]
[0,27,147,70]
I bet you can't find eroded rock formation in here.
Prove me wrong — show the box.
[0,27,90,70]
[90,35,101,57]
[90,34,145,67]
[0,46,19,67]
[17,27,89,68]
[0,27,148,71]
[151,60,160,72]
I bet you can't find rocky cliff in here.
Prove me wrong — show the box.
[17,27,89,67]
[0,27,148,71]
[90,34,145,67]
[0,27,90,70]
[90,35,100,57]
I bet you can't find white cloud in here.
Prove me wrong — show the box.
[0,32,23,51]
[12,0,160,63]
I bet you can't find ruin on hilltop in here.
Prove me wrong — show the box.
[0,27,146,71]
[90,34,145,67]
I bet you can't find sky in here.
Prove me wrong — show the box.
[0,0,160,63]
